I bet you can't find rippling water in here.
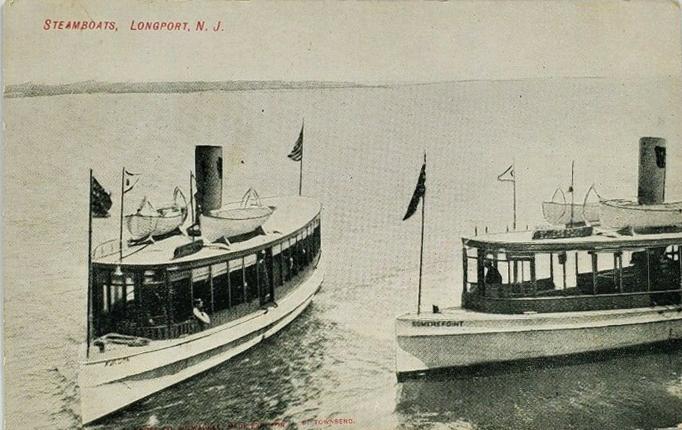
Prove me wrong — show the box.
[4,78,682,429]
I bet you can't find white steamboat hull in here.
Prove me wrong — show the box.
[79,255,324,425]
[395,305,682,376]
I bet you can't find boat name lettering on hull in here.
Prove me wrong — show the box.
[411,320,464,327]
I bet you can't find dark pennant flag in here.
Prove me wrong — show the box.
[91,175,112,218]
[288,123,304,161]
[403,161,426,221]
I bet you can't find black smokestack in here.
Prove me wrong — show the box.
[195,146,223,214]
[637,137,666,205]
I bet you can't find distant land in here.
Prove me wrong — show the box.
[3,80,385,98]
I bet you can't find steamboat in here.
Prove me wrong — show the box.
[80,146,324,424]
[396,137,682,378]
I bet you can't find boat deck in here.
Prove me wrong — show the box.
[463,227,682,252]
[93,196,321,268]
[399,304,682,322]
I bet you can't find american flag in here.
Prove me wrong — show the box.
[288,123,304,162]
[90,174,112,217]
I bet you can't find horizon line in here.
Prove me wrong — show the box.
[4,74,678,98]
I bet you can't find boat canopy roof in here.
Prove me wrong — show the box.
[462,228,682,253]
[93,196,321,270]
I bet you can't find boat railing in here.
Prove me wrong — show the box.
[116,319,199,340]
[92,238,151,260]
[92,239,122,259]
[463,286,682,314]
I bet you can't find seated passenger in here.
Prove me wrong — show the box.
[483,260,503,297]
[193,299,211,330]
[484,260,502,284]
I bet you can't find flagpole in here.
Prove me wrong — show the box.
[417,152,426,315]
[512,161,517,231]
[299,119,304,196]
[569,160,575,225]
[119,167,125,261]
[87,169,94,358]
[190,171,195,224]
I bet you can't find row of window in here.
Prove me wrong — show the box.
[92,218,321,337]
[464,245,682,298]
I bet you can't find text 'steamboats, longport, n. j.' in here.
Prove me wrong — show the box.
[79,145,324,425]
[396,137,682,379]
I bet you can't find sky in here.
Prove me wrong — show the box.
[1,0,681,85]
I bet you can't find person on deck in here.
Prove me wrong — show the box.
[193,298,211,330]
[484,260,503,297]
[484,260,503,284]
[257,251,271,304]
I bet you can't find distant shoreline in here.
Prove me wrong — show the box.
[3,80,386,98]
[4,76,672,98]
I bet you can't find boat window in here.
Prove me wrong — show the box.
[273,245,283,288]
[229,258,245,306]
[111,272,133,309]
[282,239,292,281]
[170,270,192,324]
[212,263,230,312]
[126,274,135,303]
[257,250,272,304]
[245,254,258,302]
[290,237,300,277]
[139,271,168,326]
[463,248,479,289]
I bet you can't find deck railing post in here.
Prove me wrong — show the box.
[134,271,142,325]
[106,270,112,314]
[227,260,232,308]
[618,252,623,293]
[678,246,682,289]
[209,265,214,314]
[477,252,485,293]
[189,269,194,307]
[530,255,537,296]
[462,247,468,301]
[507,260,511,291]
[513,259,519,285]
[269,248,275,301]
[242,258,247,302]
[256,254,262,306]
[272,241,284,287]
[646,249,651,292]
[165,269,172,336]
[591,252,598,295]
